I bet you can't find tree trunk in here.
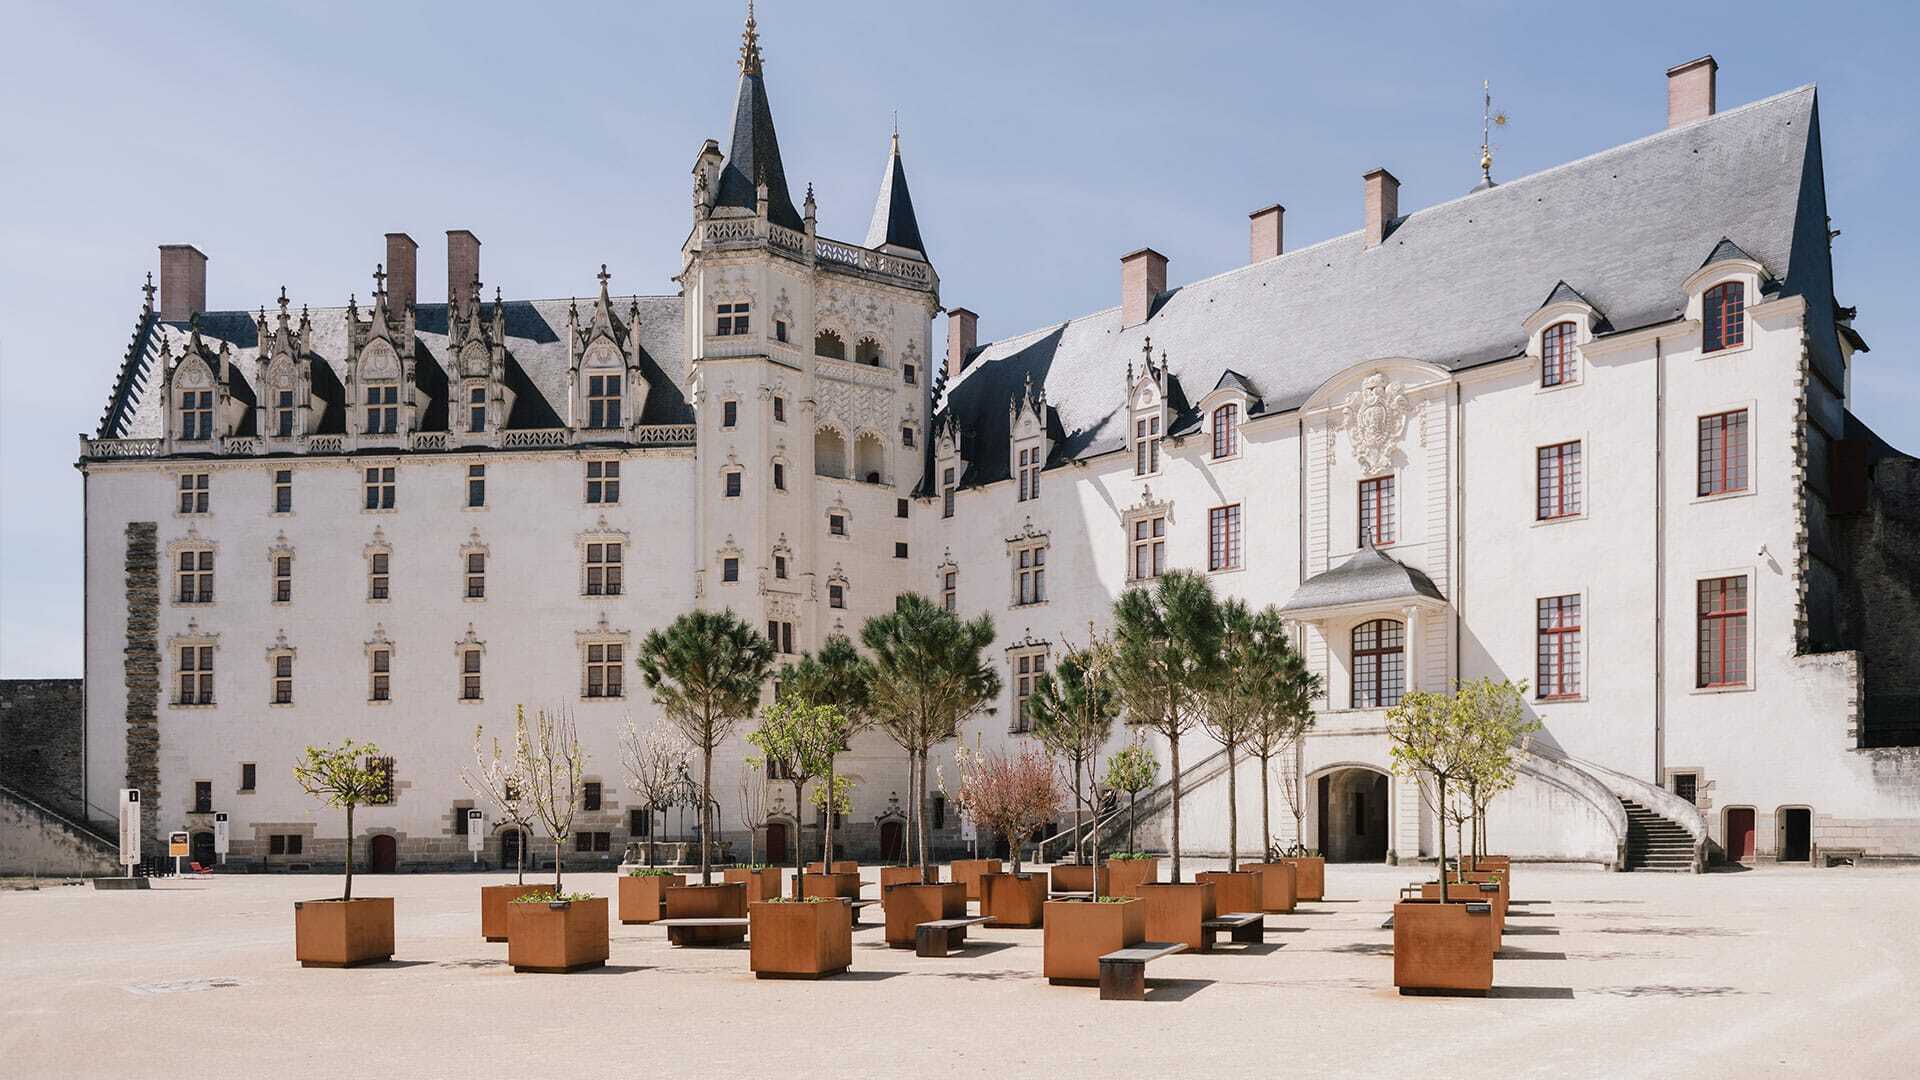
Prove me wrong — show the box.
[792,779,806,898]
[647,809,657,868]
[343,803,355,901]
[1168,728,1183,883]
[1226,743,1239,873]
[516,824,525,885]
[903,750,917,870]
[1257,750,1271,861]
[1293,741,1306,852]
[824,759,837,867]
[1071,759,1084,864]
[1435,774,1449,900]
[700,734,714,886]
[554,838,563,895]
[916,749,933,884]
[1128,791,1137,854]
[1089,791,1102,903]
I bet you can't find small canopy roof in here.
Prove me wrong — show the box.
[1279,546,1446,616]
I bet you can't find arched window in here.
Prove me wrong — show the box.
[1541,321,1576,387]
[814,330,845,361]
[854,433,885,484]
[1351,619,1405,709]
[1212,404,1238,459]
[855,337,883,366]
[814,427,847,478]
[1703,282,1745,353]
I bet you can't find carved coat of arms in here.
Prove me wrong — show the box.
[1338,373,1411,474]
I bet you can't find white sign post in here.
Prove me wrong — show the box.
[961,810,978,857]
[118,789,141,877]
[213,812,230,865]
[467,810,485,863]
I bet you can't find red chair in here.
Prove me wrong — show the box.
[187,861,215,877]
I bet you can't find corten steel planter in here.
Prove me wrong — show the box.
[883,882,967,948]
[1239,862,1299,913]
[507,897,610,973]
[806,860,860,875]
[1043,898,1145,985]
[1104,858,1159,897]
[1049,863,1109,895]
[878,865,923,905]
[481,884,551,942]
[294,897,394,968]
[1456,873,1509,938]
[1195,870,1265,915]
[618,872,685,924]
[723,867,783,902]
[666,882,749,945]
[1393,899,1494,995]
[949,858,1003,901]
[749,899,853,979]
[1418,882,1503,950]
[799,871,862,900]
[980,872,1047,928]
[1279,856,1325,901]
[1135,881,1216,952]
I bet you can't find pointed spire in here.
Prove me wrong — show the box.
[739,1,762,76]
[714,2,801,229]
[864,121,926,254]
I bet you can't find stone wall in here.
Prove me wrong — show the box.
[123,522,160,847]
[0,788,119,877]
[0,679,84,818]
[1829,448,1920,747]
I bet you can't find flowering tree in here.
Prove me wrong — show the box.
[515,705,585,894]
[620,718,690,867]
[292,738,388,901]
[463,724,535,883]
[954,745,1060,878]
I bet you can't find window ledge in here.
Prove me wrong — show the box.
[1690,683,1754,695]
[1532,513,1587,529]
[1534,378,1582,396]
[1207,564,1245,576]
[171,600,219,608]
[1698,341,1753,361]
[269,702,294,710]
[458,697,485,705]
[1692,489,1754,505]
[169,702,216,710]
[1011,600,1050,610]
[368,699,391,707]
[361,507,398,515]
[463,505,489,512]
[173,512,214,520]
[367,598,391,606]
[1536,694,1587,704]
[270,510,295,518]
[464,597,487,604]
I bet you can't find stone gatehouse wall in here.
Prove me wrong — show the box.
[0,678,84,818]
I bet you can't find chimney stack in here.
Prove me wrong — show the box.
[385,233,418,313]
[1120,248,1168,328]
[157,244,207,323]
[1667,55,1717,128]
[946,307,978,381]
[1249,203,1285,263]
[1363,169,1400,248]
[446,229,481,309]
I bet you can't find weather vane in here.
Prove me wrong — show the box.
[1479,80,1511,190]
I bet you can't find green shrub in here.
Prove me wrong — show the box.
[762,896,838,904]
[1095,895,1136,904]
[626,867,678,877]
[510,889,597,904]
[1109,851,1154,861]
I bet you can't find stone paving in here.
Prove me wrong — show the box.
[2,860,1915,1078]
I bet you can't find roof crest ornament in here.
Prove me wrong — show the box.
[739,0,762,76]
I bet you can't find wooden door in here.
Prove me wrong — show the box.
[369,834,398,874]
[1726,808,1755,863]
[499,827,523,871]
[880,820,905,863]
[765,821,788,864]
[1780,808,1811,862]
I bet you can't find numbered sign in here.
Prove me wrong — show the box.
[466,810,486,855]
[118,789,141,867]
[960,811,978,844]
[213,812,230,856]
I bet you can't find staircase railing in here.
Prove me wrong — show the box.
[1525,745,1706,871]
[1033,790,1119,864]
[0,781,120,853]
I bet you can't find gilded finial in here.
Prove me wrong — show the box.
[1478,80,1509,190]
[739,1,762,76]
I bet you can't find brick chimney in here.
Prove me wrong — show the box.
[385,233,418,313]
[446,229,481,309]
[1249,203,1285,263]
[157,244,207,323]
[1667,55,1717,128]
[1363,169,1400,248]
[946,307,978,381]
[1120,248,1168,328]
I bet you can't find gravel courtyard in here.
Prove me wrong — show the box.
[2,861,1914,1079]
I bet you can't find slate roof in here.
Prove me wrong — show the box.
[1278,546,1447,613]
[99,296,690,440]
[938,85,1836,484]
[714,68,804,232]
[865,135,925,255]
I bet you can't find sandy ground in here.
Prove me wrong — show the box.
[1,859,1914,1079]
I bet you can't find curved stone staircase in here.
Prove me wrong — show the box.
[1621,798,1697,871]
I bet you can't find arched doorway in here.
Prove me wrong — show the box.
[879,820,905,863]
[1778,807,1811,862]
[765,821,789,865]
[368,834,398,874]
[1725,807,1756,863]
[190,831,215,866]
[499,827,526,871]
[1316,767,1390,862]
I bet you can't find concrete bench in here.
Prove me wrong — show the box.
[1821,847,1864,868]
[914,915,994,957]
[1201,911,1265,951]
[657,916,750,946]
[1098,942,1187,1000]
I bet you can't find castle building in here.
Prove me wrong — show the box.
[77,17,1918,872]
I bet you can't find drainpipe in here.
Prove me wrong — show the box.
[1653,336,1666,783]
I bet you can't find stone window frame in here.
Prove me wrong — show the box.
[173,357,218,443]
[366,625,394,705]
[168,529,218,607]
[270,468,294,515]
[1693,569,1755,694]
[722,463,744,499]
[717,535,745,586]
[770,448,791,494]
[456,625,486,703]
[770,535,793,582]
[1207,502,1244,573]
[1006,520,1049,608]
[827,565,849,610]
[365,529,393,604]
[585,458,622,505]
[1535,590,1587,702]
[901,420,918,450]
[358,339,404,437]
[461,530,489,603]
[854,335,885,367]
[826,498,852,541]
[266,630,296,708]
[1122,489,1172,583]
[175,470,211,517]
[937,557,959,612]
[577,615,631,701]
[239,762,257,794]
[167,620,219,708]
[465,462,487,510]
[1211,403,1241,461]
[1005,636,1050,734]
[1694,401,1758,503]
[579,517,629,599]
[463,378,490,434]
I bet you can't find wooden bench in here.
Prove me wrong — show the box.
[914,915,994,957]
[1098,942,1186,1000]
[1201,912,1265,951]
[847,900,878,924]
[657,917,749,946]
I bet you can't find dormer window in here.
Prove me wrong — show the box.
[365,381,399,434]
[1134,415,1161,476]
[1703,282,1745,353]
[587,374,622,429]
[1211,404,1239,459]
[716,302,750,336]
[1017,447,1040,502]
[180,389,214,441]
[273,389,296,438]
[467,386,487,433]
[1542,321,1577,387]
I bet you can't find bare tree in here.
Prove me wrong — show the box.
[620,718,689,867]
[515,705,585,894]
[735,762,768,866]
[462,724,535,883]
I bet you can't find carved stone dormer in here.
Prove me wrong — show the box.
[1008,372,1051,500]
[255,288,313,443]
[449,284,512,447]
[161,319,241,450]
[1127,338,1171,477]
[344,265,420,444]
[568,265,651,438]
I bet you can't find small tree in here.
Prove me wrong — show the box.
[463,724,535,884]
[1386,690,1476,898]
[1028,628,1116,864]
[1110,569,1224,882]
[775,636,871,866]
[619,718,690,868]
[1103,738,1158,855]
[1200,599,1284,872]
[515,705,585,894]
[954,745,1060,879]
[1248,633,1318,857]
[863,594,1001,883]
[736,763,768,866]
[747,697,842,895]
[292,738,389,901]
[1457,678,1537,864]
[637,609,775,884]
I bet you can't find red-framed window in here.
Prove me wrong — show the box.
[1697,576,1749,688]
[1212,404,1239,459]
[1351,619,1405,709]
[1359,476,1395,546]
[1208,504,1242,571]
[1542,321,1577,387]
[1536,595,1583,699]
[1697,410,1749,496]
[1703,282,1745,353]
[1537,441,1583,520]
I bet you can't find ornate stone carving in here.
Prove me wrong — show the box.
[1338,372,1412,474]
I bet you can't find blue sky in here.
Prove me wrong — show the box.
[3,1,1916,676]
